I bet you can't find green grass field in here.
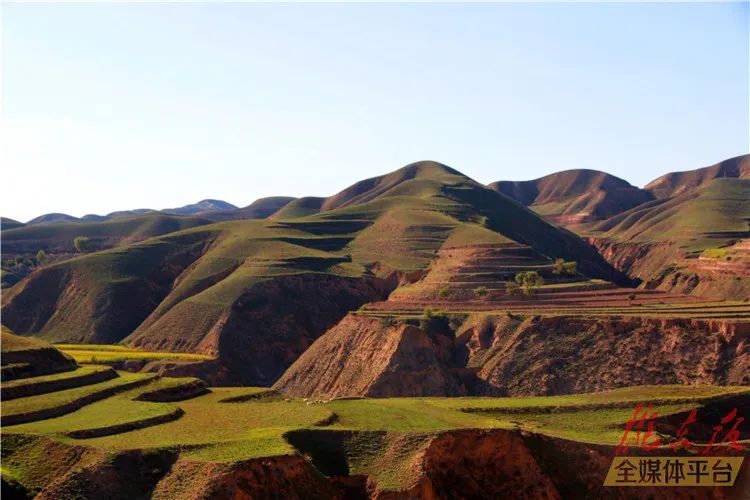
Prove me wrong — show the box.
[1,372,155,419]
[594,178,750,250]
[5,383,746,456]
[3,376,748,493]
[1,365,113,391]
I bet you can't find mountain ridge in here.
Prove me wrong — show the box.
[2,160,622,384]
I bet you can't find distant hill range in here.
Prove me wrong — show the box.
[13,199,246,227]
[2,161,621,384]
[488,154,749,228]
[1,154,748,386]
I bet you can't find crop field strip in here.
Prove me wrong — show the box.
[358,307,750,321]
[5,377,203,439]
[55,344,214,364]
[3,377,748,493]
[1,372,157,425]
[1,365,117,400]
[359,291,750,320]
[2,382,747,493]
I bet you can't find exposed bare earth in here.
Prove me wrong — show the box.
[4,429,747,500]
[274,313,750,398]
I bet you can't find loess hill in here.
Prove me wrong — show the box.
[2,156,749,393]
[488,169,654,228]
[589,176,750,299]
[2,158,750,499]
[2,161,621,385]
[489,154,750,300]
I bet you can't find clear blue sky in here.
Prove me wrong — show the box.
[2,2,748,222]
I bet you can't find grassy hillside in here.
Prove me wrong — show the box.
[2,229,220,343]
[205,196,296,221]
[269,196,325,219]
[593,178,750,249]
[1,217,25,230]
[488,169,653,226]
[2,161,621,385]
[2,325,50,353]
[645,153,749,199]
[552,153,747,301]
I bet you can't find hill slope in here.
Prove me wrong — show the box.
[1,325,77,379]
[589,177,750,299]
[1,213,215,259]
[26,213,79,225]
[645,154,749,199]
[488,169,653,227]
[2,161,621,384]
[1,217,25,230]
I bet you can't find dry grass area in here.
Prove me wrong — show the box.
[56,344,214,364]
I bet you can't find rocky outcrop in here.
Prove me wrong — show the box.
[276,313,750,399]
[274,314,476,398]
[274,315,470,398]
[153,454,342,500]
[386,429,560,499]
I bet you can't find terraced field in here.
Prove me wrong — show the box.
[3,379,748,496]
[1,371,157,425]
[1,365,117,400]
[363,286,750,320]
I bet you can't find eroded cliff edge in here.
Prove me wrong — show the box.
[275,313,750,398]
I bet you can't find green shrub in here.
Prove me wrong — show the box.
[473,286,488,299]
[73,236,91,253]
[514,271,544,295]
[35,249,48,266]
[420,307,448,330]
[552,258,577,276]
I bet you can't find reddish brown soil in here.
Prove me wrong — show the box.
[275,313,750,398]
[274,315,468,398]
[589,237,750,301]
[369,286,709,313]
